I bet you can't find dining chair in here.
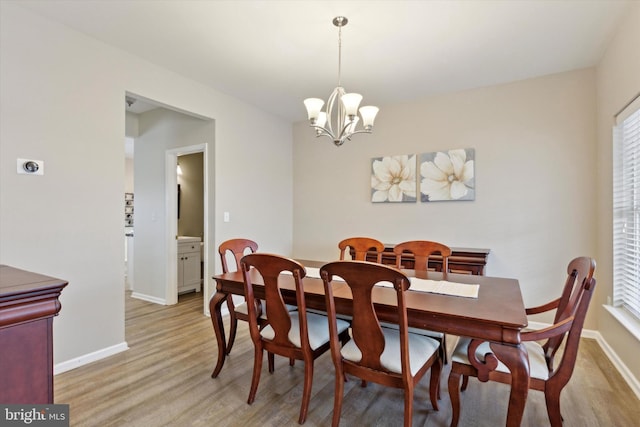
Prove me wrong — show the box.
[393,240,452,273]
[321,260,442,427]
[447,257,597,427]
[392,240,452,363]
[241,253,350,424]
[338,237,385,262]
[218,238,259,355]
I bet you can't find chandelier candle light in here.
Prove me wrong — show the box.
[304,16,379,147]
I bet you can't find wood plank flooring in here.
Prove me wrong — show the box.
[54,291,640,426]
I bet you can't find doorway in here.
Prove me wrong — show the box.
[165,144,209,307]
[176,152,205,299]
[125,94,213,314]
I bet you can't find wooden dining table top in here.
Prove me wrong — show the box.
[213,260,528,343]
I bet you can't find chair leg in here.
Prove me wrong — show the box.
[441,334,448,364]
[298,361,314,424]
[225,295,238,355]
[545,388,563,427]
[332,366,345,427]
[461,374,469,391]
[448,368,463,427]
[429,357,442,410]
[268,352,275,373]
[290,358,295,366]
[404,384,414,427]
[247,345,263,405]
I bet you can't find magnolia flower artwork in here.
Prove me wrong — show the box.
[371,154,417,203]
[420,148,475,202]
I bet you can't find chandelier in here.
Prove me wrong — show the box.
[304,16,379,147]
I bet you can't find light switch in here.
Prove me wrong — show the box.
[223,212,230,222]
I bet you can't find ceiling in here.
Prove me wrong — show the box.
[13,0,633,122]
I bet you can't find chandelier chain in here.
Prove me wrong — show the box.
[337,23,342,87]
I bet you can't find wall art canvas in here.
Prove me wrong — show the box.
[420,148,475,202]
[371,154,417,203]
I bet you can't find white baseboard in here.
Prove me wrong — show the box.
[526,321,640,400]
[204,294,232,318]
[54,341,129,375]
[55,294,223,374]
[204,303,230,318]
[591,330,640,400]
[131,292,167,305]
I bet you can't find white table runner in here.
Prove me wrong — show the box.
[291,267,478,297]
[376,277,479,298]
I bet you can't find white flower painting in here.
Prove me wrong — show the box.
[371,154,417,203]
[420,148,475,202]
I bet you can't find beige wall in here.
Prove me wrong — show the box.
[292,2,640,389]
[0,4,293,367]
[294,68,597,326]
[595,2,640,385]
[125,157,134,194]
[178,152,204,239]
[133,109,211,301]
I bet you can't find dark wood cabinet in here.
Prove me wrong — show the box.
[0,265,67,404]
[354,245,490,276]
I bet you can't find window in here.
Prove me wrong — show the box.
[613,96,640,321]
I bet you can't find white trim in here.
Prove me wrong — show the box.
[54,342,129,375]
[131,292,167,305]
[615,93,640,124]
[526,321,598,339]
[201,145,210,317]
[592,330,640,400]
[204,293,230,318]
[165,151,179,305]
[526,320,640,400]
[603,304,640,341]
[165,144,209,309]
[526,320,550,331]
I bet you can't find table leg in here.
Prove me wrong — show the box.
[490,342,529,427]
[209,290,228,378]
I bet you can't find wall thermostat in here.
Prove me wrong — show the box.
[17,158,44,175]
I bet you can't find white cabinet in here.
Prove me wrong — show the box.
[178,237,201,294]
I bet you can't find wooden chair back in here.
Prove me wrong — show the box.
[218,238,258,273]
[338,237,385,263]
[448,256,597,427]
[240,253,307,350]
[322,260,412,378]
[554,256,596,323]
[393,240,452,273]
[542,256,596,366]
[321,260,442,426]
[241,254,344,424]
[545,276,596,389]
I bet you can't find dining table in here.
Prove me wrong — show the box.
[209,260,529,427]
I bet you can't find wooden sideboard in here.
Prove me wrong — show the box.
[353,245,490,276]
[0,265,68,404]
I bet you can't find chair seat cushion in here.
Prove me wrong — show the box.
[235,300,296,320]
[380,321,445,339]
[451,337,549,380]
[260,312,350,350]
[341,328,440,376]
[307,308,352,321]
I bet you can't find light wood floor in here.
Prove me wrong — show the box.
[54,291,640,426]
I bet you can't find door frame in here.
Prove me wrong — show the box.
[165,143,209,308]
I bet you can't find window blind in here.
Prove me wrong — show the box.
[613,95,640,320]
